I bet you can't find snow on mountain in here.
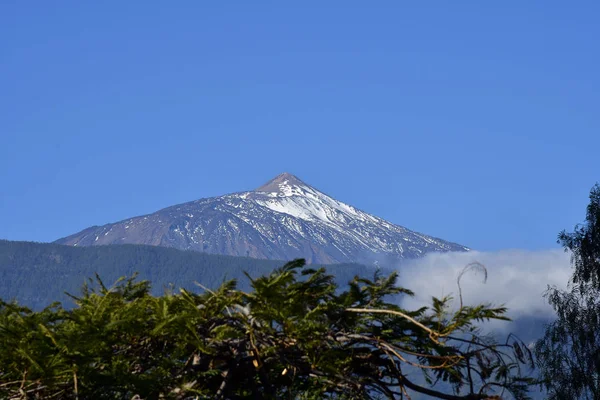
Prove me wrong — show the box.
[55,173,468,264]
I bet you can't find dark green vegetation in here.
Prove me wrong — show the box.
[0,240,370,310]
[535,183,600,399]
[0,259,535,399]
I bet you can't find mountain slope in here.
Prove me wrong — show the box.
[56,173,468,264]
[0,240,371,310]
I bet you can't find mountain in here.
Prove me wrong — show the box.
[56,173,468,264]
[0,240,372,310]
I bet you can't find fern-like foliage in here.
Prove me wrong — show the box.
[0,260,534,399]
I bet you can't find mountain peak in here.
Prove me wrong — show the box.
[56,173,469,264]
[255,172,307,193]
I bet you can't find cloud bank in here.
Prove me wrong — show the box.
[390,250,566,399]
[395,249,572,326]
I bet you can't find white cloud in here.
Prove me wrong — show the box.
[396,249,572,327]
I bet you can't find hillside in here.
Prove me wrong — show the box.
[0,240,375,309]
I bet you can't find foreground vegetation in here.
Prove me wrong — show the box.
[0,259,535,399]
[535,183,600,399]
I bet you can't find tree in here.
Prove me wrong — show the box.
[535,183,600,399]
[0,260,534,399]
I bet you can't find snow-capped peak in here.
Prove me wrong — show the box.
[56,173,468,264]
[250,174,372,230]
[254,172,307,196]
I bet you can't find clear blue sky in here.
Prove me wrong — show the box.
[1,2,598,251]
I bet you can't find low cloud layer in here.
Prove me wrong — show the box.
[396,249,572,325]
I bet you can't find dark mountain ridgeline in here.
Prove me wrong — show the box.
[0,240,376,310]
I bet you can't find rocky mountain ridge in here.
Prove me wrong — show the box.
[56,173,468,264]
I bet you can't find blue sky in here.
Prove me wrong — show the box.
[1,2,598,251]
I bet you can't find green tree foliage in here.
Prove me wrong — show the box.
[0,259,534,399]
[535,183,600,399]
